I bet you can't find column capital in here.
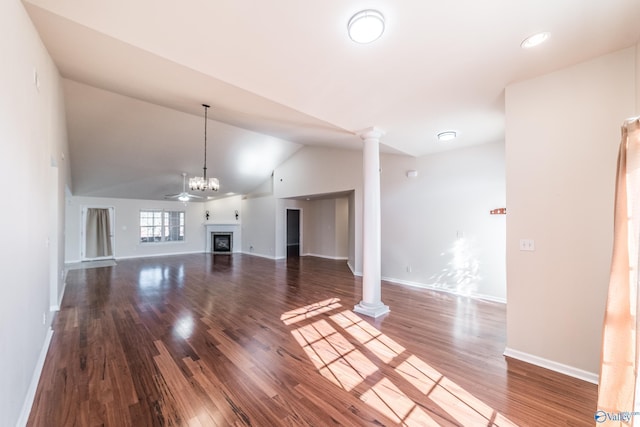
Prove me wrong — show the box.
[360,127,385,141]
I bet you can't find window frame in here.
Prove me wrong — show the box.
[139,209,185,243]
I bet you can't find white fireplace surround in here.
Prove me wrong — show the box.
[204,224,241,253]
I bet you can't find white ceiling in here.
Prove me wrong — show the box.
[23,0,640,200]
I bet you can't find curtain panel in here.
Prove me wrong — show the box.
[86,208,113,259]
[598,118,640,424]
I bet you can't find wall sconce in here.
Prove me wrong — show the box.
[205,210,210,220]
[235,210,239,221]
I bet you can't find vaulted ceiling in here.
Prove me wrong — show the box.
[23,0,640,200]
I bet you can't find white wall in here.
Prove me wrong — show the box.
[505,47,637,378]
[203,195,242,224]
[0,1,70,425]
[302,198,349,259]
[271,143,507,300]
[381,143,507,301]
[636,41,640,115]
[66,196,207,261]
[241,194,277,258]
[276,198,308,259]
[274,146,363,269]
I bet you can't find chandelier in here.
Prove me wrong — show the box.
[189,104,220,192]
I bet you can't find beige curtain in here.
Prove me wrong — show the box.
[598,118,640,422]
[85,208,113,258]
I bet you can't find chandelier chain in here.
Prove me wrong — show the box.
[203,104,209,181]
[189,103,219,192]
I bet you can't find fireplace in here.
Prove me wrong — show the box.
[211,232,233,253]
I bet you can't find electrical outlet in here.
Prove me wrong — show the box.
[406,265,412,273]
[519,239,535,251]
[42,312,46,325]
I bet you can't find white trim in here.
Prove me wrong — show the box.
[381,276,507,304]
[50,277,67,312]
[348,261,362,277]
[301,253,348,261]
[240,251,278,260]
[204,224,241,253]
[17,328,54,427]
[115,250,203,260]
[503,347,599,384]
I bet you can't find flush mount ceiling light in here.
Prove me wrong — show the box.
[437,131,457,142]
[189,104,220,192]
[521,31,550,49]
[348,9,385,44]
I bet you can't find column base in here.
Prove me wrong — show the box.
[354,301,390,318]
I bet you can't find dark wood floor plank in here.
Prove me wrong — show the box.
[27,254,597,426]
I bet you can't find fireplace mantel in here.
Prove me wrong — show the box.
[204,223,241,253]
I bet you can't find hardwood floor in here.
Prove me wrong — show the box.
[28,254,597,426]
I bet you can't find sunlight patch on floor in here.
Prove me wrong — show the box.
[280,298,342,325]
[284,300,519,426]
[362,377,437,425]
[291,319,378,391]
[331,310,405,363]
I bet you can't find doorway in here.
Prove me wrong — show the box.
[286,209,301,258]
[82,206,115,261]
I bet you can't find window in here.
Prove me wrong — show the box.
[140,210,185,243]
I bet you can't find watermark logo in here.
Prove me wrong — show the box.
[595,410,640,423]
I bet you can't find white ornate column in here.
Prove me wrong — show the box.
[354,127,390,318]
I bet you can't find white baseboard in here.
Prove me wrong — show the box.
[50,278,67,312]
[17,328,54,427]
[503,347,599,384]
[239,251,277,260]
[381,276,507,304]
[115,250,203,260]
[301,253,348,261]
[347,261,362,276]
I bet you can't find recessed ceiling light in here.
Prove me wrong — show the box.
[348,10,385,44]
[521,32,550,49]
[437,131,457,142]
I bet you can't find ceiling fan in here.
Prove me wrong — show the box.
[165,173,203,202]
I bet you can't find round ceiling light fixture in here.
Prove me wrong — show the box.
[437,131,457,142]
[348,9,385,44]
[520,31,550,49]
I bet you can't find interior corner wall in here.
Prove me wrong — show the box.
[380,144,506,301]
[274,146,363,270]
[52,72,70,310]
[298,197,349,260]
[505,46,636,376]
[0,1,70,426]
[335,197,349,258]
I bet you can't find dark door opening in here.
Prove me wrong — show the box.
[286,209,300,258]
